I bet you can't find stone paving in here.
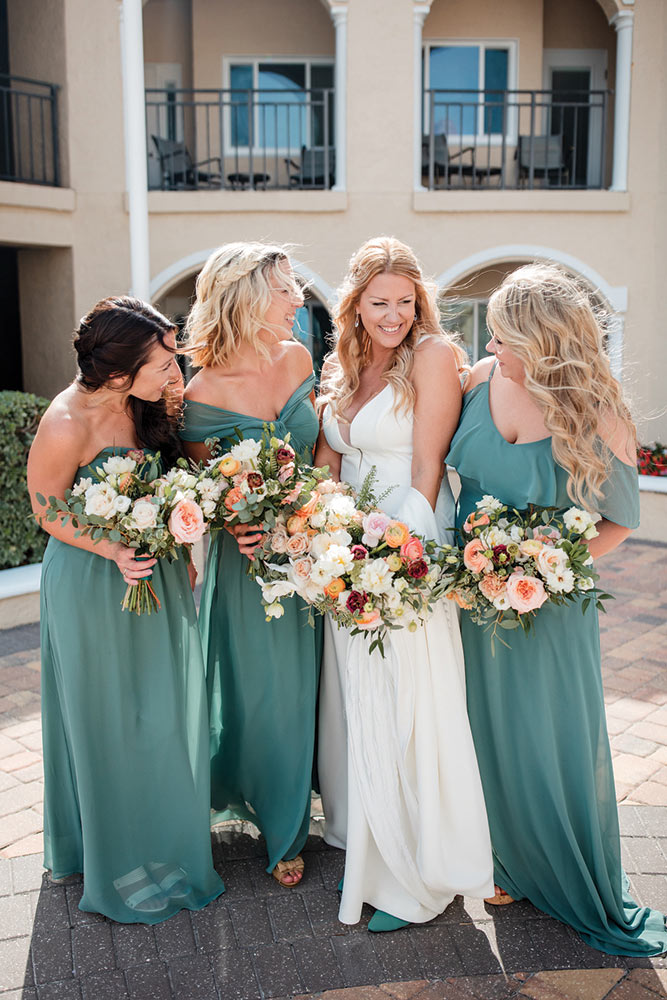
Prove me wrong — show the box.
[0,539,665,999]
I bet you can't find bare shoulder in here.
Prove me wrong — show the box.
[597,407,636,465]
[184,366,222,405]
[412,336,457,376]
[284,339,315,380]
[463,356,494,394]
[30,387,90,465]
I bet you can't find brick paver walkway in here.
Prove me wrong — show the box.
[0,539,665,998]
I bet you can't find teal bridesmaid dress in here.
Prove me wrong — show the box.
[40,448,224,923]
[446,375,667,956]
[180,375,322,872]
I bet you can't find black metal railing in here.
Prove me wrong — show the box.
[0,74,60,186]
[145,87,336,190]
[422,89,611,190]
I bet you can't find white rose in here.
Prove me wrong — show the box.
[476,494,504,514]
[309,511,327,529]
[535,546,569,579]
[546,568,576,593]
[112,495,132,514]
[84,482,118,518]
[329,528,353,548]
[102,456,136,476]
[129,498,159,530]
[482,526,513,548]
[230,439,262,464]
[562,507,600,536]
[166,468,198,491]
[325,495,357,527]
[319,544,354,578]
[71,477,93,497]
[310,532,333,559]
[358,558,394,596]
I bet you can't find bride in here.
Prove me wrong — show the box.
[314,237,494,931]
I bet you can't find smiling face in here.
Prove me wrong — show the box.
[263,259,305,340]
[125,331,180,401]
[487,328,526,383]
[356,272,416,354]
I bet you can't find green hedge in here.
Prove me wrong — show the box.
[0,390,50,570]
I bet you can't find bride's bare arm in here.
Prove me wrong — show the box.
[314,426,341,480]
[410,339,462,510]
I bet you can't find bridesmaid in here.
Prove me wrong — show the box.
[27,297,224,923]
[447,264,667,955]
[180,242,321,887]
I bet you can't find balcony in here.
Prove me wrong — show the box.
[0,74,60,186]
[422,89,611,191]
[145,87,336,191]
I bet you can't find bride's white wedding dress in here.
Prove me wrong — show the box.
[318,381,494,925]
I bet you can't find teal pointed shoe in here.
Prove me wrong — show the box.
[368,909,410,932]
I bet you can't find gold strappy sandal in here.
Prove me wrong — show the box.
[485,885,515,906]
[271,855,304,887]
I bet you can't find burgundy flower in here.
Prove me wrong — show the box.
[350,544,369,561]
[492,544,510,566]
[247,472,264,490]
[407,559,428,579]
[276,446,295,466]
[346,590,368,613]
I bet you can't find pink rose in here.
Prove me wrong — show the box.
[169,499,206,544]
[478,572,507,602]
[285,532,310,557]
[270,525,289,553]
[505,573,548,614]
[354,609,382,630]
[463,538,493,574]
[400,535,424,562]
[463,511,490,533]
[291,556,313,582]
[361,511,392,547]
[280,481,302,504]
[278,463,295,484]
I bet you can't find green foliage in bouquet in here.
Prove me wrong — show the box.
[0,390,49,570]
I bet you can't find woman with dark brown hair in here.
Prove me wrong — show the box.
[27,297,224,923]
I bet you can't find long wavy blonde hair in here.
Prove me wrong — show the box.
[486,263,636,507]
[320,237,468,417]
[183,241,303,368]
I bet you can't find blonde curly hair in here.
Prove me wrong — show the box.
[486,263,636,507]
[183,242,303,368]
[320,236,468,418]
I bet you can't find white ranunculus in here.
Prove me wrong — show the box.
[476,494,504,514]
[129,498,159,530]
[546,568,576,593]
[230,438,262,464]
[325,495,357,527]
[309,532,333,559]
[562,507,600,537]
[112,495,132,514]
[358,558,394,596]
[166,468,198,491]
[84,482,118,518]
[480,526,513,549]
[102,455,136,476]
[318,544,354,578]
[328,528,353,548]
[492,593,512,611]
[71,477,93,497]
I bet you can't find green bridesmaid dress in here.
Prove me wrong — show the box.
[40,448,224,923]
[446,374,667,956]
[180,374,322,872]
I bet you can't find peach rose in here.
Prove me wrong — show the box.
[296,491,320,518]
[463,538,493,574]
[463,511,491,533]
[285,532,310,557]
[270,525,289,553]
[286,514,308,536]
[505,573,548,614]
[219,456,241,476]
[291,556,314,583]
[447,589,475,610]
[281,483,302,505]
[535,546,568,578]
[478,572,507,602]
[224,486,244,512]
[324,577,346,599]
[354,608,382,630]
[384,521,410,549]
[400,535,424,562]
[519,538,544,558]
[169,499,206,544]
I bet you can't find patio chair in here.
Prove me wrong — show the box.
[285,146,336,188]
[517,135,569,187]
[151,135,222,189]
[421,133,478,187]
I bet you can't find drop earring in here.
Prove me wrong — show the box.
[354,314,360,328]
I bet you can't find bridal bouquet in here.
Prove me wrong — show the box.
[195,426,331,534]
[36,450,207,614]
[448,494,610,647]
[252,471,458,656]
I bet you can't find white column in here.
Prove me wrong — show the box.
[413,4,430,191]
[119,0,151,300]
[610,9,634,192]
[330,5,347,191]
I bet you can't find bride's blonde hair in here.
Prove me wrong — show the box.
[183,241,303,368]
[320,236,468,417]
[486,263,636,507]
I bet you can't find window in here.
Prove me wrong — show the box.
[293,297,331,381]
[424,41,516,139]
[441,299,490,363]
[227,59,334,152]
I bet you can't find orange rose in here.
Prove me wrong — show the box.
[224,486,244,512]
[219,456,241,476]
[447,590,475,610]
[296,491,320,518]
[400,535,424,562]
[286,514,308,536]
[384,521,410,548]
[463,511,491,533]
[463,538,493,574]
[505,573,548,614]
[324,577,346,599]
